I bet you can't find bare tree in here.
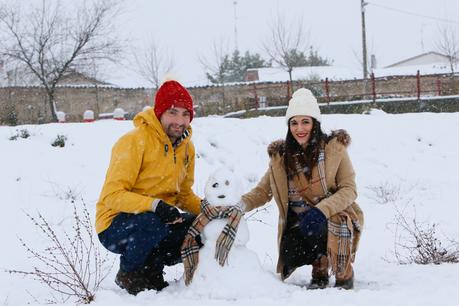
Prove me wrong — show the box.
[133,38,174,89]
[199,39,231,86]
[199,39,230,109]
[436,25,459,75]
[263,13,310,86]
[0,0,122,122]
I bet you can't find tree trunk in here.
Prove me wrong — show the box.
[47,90,58,122]
[288,68,293,97]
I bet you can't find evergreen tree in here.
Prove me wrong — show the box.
[282,47,332,68]
[206,50,270,84]
[306,46,333,66]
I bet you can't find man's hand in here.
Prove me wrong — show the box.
[155,201,183,224]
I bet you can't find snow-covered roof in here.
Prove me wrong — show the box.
[245,62,456,84]
[373,62,454,77]
[385,51,450,68]
[247,66,362,82]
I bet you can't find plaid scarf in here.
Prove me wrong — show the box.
[292,148,361,276]
[181,199,243,285]
[318,149,361,275]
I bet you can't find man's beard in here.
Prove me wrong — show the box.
[165,124,185,140]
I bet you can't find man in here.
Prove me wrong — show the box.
[96,80,201,295]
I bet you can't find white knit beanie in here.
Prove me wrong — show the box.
[285,88,321,124]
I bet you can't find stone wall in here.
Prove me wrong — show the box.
[0,86,154,125]
[1,73,458,125]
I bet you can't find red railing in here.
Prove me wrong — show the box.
[196,72,458,115]
[274,72,457,105]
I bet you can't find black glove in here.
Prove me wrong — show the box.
[155,201,182,223]
[299,207,328,237]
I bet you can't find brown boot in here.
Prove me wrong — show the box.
[335,268,354,290]
[115,269,149,295]
[307,255,329,290]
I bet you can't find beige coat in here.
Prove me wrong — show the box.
[241,131,364,278]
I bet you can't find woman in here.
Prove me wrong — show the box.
[241,88,364,289]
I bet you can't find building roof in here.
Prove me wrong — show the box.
[385,51,450,68]
[245,66,362,82]
[57,70,112,86]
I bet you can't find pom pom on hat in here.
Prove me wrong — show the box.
[285,88,321,124]
[154,78,194,121]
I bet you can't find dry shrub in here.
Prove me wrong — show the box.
[6,199,113,304]
[393,205,459,265]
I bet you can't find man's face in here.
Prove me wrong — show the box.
[160,107,191,142]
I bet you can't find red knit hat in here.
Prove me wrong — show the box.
[154,80,194,122]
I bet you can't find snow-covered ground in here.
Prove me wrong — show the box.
[1,112,459,305]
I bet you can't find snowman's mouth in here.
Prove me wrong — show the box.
[218,195,226,199]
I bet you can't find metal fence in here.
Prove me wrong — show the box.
[204,71,459,115]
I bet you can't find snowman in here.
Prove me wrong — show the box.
[200,168,249,248]
[184,168,282,299]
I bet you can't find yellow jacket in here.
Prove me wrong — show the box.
[95,108,201,234]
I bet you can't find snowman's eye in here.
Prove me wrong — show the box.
[212,182,219,188]
[225,180,230,186]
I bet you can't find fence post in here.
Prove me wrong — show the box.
[253,83,259,109]
[416,70,421,101]
[325,78,330,104]
[371,72,376,103]
[436,78,442,96]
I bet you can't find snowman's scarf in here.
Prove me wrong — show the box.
[181,199,243,285]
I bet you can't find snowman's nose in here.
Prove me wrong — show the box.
[218,195,226,199]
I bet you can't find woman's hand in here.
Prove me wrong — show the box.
[299,207,327,236]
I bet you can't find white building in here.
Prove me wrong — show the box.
[385,51,454,68]
[244,66,361,83]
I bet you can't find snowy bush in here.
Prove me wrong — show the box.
[9,129,31,141]
[392,206,459,265]
[6,200,113,304]
[51,134,67,147]
[366,182,402,204]
[363,108,386,115]
[6,108,18,126]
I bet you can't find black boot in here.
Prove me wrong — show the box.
[307,276,329,289]
[307,255,329,289]
[115,269,149,295]
[144,268,169,291]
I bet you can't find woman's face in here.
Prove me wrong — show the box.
[289,115,314,146]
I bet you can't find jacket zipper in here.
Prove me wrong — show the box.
[164,143,176,164]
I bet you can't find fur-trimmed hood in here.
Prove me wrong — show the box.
[267,129,351,158]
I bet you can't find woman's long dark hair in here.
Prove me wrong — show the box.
[284,118,328,180]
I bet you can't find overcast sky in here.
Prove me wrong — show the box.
[9,0,459,86]
[111,0,459,86]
